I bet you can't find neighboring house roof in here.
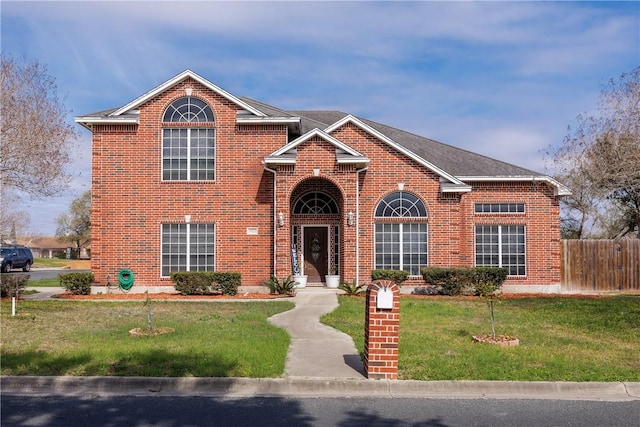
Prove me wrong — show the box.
[75,70,570,196]
[16,236,73,249]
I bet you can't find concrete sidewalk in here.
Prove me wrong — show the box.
[268,287,366,379]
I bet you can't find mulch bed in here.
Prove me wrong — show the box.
[403,293,607,300]
[53,292,292,300]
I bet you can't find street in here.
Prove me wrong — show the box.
[2,395,638,427]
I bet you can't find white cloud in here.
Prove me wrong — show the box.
[2,0,637,234]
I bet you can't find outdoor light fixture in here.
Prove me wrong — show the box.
[278,212,285,227]
[347,211,355,226]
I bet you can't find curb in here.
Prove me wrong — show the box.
[2,376,638,401]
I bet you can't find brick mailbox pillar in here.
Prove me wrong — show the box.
[364,280,400,380]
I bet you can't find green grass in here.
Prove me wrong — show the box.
[32,258,68,268]
[26,277,62,287]
[321,295,640,382]
[1,300,294,377]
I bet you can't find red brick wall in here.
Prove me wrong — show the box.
[91,78,285,286]
[90,83,561,289]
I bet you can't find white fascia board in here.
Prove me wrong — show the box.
[458,176,572,196]
[336,155,371,165]
[74,116,139,130]
[269,128,365,158]
[263,156,297,165]
[325,115,467,187]
[441,184,473,193]
[111,70,266,117]
[237,116,301,125]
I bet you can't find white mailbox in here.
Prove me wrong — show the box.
[376,287,394,309]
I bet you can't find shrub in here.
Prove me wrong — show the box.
[60,272,94,295]
[338,279,366,296]
[421,267,509,296]
[264,275,297,295]
[371,269,409,286]
[421,267,473,296]
[1,274,29,297]
[211,272,241,296]
[171,272,213,295]
[171,272,242,296]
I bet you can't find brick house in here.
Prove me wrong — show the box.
[75,70,569,293]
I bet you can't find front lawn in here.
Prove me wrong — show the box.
[321,295,640,382]
[1,300,293,377]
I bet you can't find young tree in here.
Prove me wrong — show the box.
[550,67,640,239]
[56,191,91,254]
[0,55,78,198]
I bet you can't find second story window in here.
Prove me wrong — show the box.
[162,97,215,181]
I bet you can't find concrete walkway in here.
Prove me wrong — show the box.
[268,287,366,379]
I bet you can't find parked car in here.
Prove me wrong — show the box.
[0,246,34,273]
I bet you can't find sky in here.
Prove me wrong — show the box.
[2,0,639,236]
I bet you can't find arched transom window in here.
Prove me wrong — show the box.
[293,192,339,215]
[162,97,215,181]
[374,191,428,275]
[163,97,214,122]
[375,191,427,218]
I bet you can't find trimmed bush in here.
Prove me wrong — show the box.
[60,272,94,295]
[371,269,409,286]
[1,274,29,297]
[211,272,240,296]
[171,272,212,295]
[171,271,241,296]
[421,267,472,296]
[421,267,509,296]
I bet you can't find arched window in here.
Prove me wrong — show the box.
[375,191,427,217]
[163,97,214,122]
[293,192,339,215]
[374,191,428,275]
[162,97,215,181]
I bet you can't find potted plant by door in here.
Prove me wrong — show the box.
[325,264,340,288]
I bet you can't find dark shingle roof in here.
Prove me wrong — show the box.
[86,95,541,179]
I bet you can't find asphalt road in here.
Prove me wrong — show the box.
[2,395,639,427]
[5,269,91,281]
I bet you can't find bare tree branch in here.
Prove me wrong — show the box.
[0,55,78,198]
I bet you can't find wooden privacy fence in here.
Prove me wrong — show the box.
[561,239,640,293]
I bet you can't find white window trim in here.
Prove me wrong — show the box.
[374,222,429,276]
[474,224,527,276]
[161,127,216,182]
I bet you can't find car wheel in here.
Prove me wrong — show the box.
[23,262,31,272]
[2,263,11,273]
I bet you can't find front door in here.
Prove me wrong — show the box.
[303,227,328,283]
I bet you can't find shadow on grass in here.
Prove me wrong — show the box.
[1,348,240,377]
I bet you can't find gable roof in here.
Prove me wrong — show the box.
[75,70,267,129]
[264,128,370,169]
[76,70,570,196]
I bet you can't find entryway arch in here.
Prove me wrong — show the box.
[290,178,344,285]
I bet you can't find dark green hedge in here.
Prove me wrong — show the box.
[371,269,410,286]
[421,267,508,296]
[171,272,241,296]
[60,272,95,295]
